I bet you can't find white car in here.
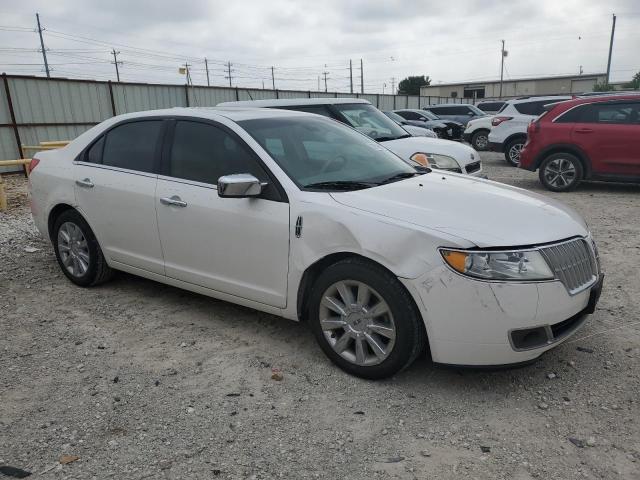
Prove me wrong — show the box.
[462,115,494,151]
[401,124,438,138]
[218,98,483,177]
[29,107,603,379]
[488,96,572,165]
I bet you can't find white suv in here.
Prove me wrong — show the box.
[488,96,572,165]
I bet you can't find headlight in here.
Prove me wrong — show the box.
[440,249,554,281]
[410,153,460,170]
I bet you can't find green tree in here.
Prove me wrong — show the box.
[593,81,616,92]
[397,75,431,95]
[623,71,640,90]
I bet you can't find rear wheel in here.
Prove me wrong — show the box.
[471,130,489,151]
[539,153,583,192]
[53,209,114,286]
[504,137,526,166]
[308,257,426,379]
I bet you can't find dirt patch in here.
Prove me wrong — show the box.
[1,155,639,479]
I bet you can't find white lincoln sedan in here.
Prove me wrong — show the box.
[29,107,603,379]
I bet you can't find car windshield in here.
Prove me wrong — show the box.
[467,105,486,116]
[384,111,406,123]
[333,103,410,141]
[419,110,440,120]
[239,116,418,191]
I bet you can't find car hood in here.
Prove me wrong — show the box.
[381,136,478,167]
[419,120,448,128]
[330,174,588,248]
[442,120,464,128]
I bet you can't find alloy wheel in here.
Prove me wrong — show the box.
[543,158,577,188]
[319,280,396,366]
[508,143,523,164]
[57,221,90,277]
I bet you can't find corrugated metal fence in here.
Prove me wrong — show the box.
[0,73,473,171]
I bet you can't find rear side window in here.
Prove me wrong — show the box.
[427,107,444,115]
[478,102,504,112]
[168,120,268,185]
[102,121,163,173]
[85,136,104,164]
[556,102,640,124]
[514,101,556,116]
[397,111,419,120]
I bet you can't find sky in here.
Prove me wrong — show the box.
[0,0,638,93]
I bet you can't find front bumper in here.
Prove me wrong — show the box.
[401,266,603,367]
[462,132,473,144]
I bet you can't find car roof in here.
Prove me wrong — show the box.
[505,95,573,105]
[102,106,314,124]
[217,98,371,107]
[426,103,471,108]
[555,93,640,107]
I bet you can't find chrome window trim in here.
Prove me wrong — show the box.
[73,161,157,179]
[156,174,217,190]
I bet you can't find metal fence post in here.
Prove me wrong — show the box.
[276,89,279,99]
[2,73,24,167]
[235,87,239,101]
[308,90,311,98]
[107,80,117,116]
[376,93,380,108]
[185,84,190,106]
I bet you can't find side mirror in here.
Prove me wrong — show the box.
[217,173,266,198]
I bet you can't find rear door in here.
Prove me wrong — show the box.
[74,119,166,274]
[155,119,290,308]
[570,101,640,176]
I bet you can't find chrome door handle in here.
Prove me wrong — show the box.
[160,195,187,207]
[75,178,94,188]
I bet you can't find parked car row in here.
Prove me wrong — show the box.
[220,98,484,177]
[30,103,604,379]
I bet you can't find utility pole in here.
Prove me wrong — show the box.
[204,58,210,86]
[323,71,329,92]
[349,60,353,94]
[606,13,616,85]
[317,76,320,91]
[499,39,506,99]
[35,13,50,78]
[182,63,192,86]
[225,61,233,87]
[111,49,122,82]
[391,77,396,94]
[271,66,275,90]
[360,58,364,94]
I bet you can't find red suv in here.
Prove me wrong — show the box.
[519,94,640,191]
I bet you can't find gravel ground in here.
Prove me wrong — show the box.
[1,153,639,480]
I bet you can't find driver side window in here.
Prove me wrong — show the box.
[168,121,268,185]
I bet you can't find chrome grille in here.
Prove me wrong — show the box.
[540,239,598,295]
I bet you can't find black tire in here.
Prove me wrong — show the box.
[471,130,490,151]
[538,153,583,192]
[308,257,426,380]
[52,209,114,287]
[504,137,526,166]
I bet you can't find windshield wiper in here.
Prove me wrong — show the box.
[375,134,411,142]
[379,171,422,184]
[304,180,379,191]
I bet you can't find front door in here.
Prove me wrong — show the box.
[155,119,290,308]
[74,119,165,274]
[571,101,640,176]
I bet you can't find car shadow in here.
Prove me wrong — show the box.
[107,271,551,395]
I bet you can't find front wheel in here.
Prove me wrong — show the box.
[308,258,426,379]
[504,137,526,166]
[538,153,583,192]
[471,130,489,151]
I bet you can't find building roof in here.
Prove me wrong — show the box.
[424,73,608,88]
